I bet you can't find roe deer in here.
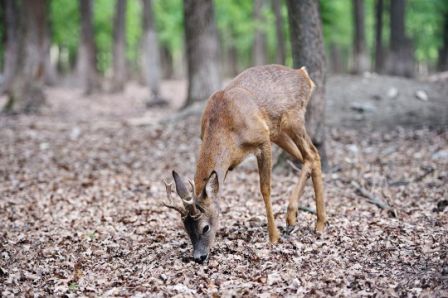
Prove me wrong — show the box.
[163,64,326,263]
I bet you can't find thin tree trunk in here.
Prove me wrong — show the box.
[374,0,384,73]
[272,0,285,65]
[4,0,47,113]
[352,0,369,73]
[0,0,19,95]
[43,2,56,86]
[437,9,448,71]
[183,0,221,107]
[253,0,267,66]
[286,0,328,170]
[160,46,173,79]
[386,0,414,77]
[228,44,238,76]
[76,0,99,94]
[329,42,343,73]
[111,0,127,92]
[141,0,163,105]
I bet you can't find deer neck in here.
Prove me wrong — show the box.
[194,142,230,198]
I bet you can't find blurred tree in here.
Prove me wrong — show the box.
[43,3,57,86]
[374,0,384,73]
[0,0,19,95]
[253,0,267,65]
[272,0,285,65]
[352,0,369,73]
[287,0,328,169]
[386,0,414,77]
[4,0,47,113]
[141,0,164,106]
[76,0,99,94]
[437,8,448,71]
[183,0,220,107]
[111,0,127,92]
[160,46,174,78]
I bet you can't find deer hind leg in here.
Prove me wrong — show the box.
[291,129,327,233]
[275,134,311,232]
[256,142,280,243]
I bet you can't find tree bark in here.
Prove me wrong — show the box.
[272,0,285,65]
[141,0,162,104]
[253,0,267,66]
[4,0,47,113]
[329,42,343,73]
[374,0,384,73]
[111,0,127,92]
[76,0,99,94]
[386,0,414,77]
[286,0,328,169]
[437,9,448,71]
[43,1,56,86]
[183,0,221,107]
[160,46,174,79]
[352,0,369,73]
[0,0,19,95]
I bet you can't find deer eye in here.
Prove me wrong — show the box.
[202,225,210,234]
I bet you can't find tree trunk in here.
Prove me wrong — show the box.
[0,0,19,95]
[253,0,267,66]
[329,42,343,73]
[272,0,285,65]
[228,44,239,76]
[141,0,162,104]
[4,0,47,113]
[352,0,369,73]
[43,1,56,86]
[76,0,99,94]
[386,0,414,77]
[374,0,384,73]
[286,0,328,169]
[183,0,221,107]
[160,46,174,79]
[437,9,448,71]
[111,0,127,92]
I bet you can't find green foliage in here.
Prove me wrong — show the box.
[154,0,184,58]
[93,0,114,73]
[50,0,79,71]
[12,0,447,76]
[407,0,446,63]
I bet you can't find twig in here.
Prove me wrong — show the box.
[298,205,316,214]
[351,181,390,210]
[287,160,301,173]
[413,167,434,182]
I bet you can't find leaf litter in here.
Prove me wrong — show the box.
[0,81,447,296]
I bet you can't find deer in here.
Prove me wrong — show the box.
[163,64,326,263]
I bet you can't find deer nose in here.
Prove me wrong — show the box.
[194,254,208,263]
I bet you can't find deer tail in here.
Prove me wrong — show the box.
[299,66,316,94]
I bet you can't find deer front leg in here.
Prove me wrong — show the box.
[256,143,280,243]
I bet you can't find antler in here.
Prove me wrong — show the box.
[163,180,187,216]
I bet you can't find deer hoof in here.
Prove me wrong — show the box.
[315,221,325,233]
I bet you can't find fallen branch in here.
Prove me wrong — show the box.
[351,181,390,210]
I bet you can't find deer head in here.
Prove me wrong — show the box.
[163,170,219,263]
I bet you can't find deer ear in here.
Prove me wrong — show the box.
[172,170,189,199]
[202,171,219,199]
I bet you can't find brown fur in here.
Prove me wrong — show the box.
[194,64,326,243]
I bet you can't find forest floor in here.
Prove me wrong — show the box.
[0,74,447,296]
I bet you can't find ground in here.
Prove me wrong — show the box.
[0,75,447,296]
